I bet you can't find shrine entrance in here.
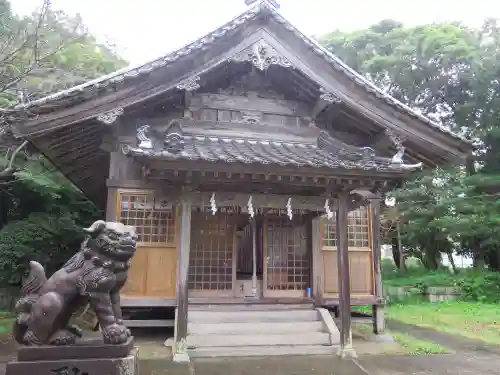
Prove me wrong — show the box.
[263,215,310,298]
[187,210,310,301]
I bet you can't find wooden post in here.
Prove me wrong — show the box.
[251,217,258,297]
[173,197,192,363]
[311,216,323,305]
[370,197,385,334]
[336,192,356,358]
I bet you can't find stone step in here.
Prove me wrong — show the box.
[189,344,338,358]
[189,321,325,335]
[188,303,314,311]
[187,332,330,348]
[188,309,320,323]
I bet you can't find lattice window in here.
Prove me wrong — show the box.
[188,212,234,291]
[266,216,309,291]
[323,206,370,248]
[118,192,175,245]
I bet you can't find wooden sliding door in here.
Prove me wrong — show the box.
[263,216,310,298]
[188,212,237,297]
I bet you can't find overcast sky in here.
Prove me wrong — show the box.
[11,0,500,66]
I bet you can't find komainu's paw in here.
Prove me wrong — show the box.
[66,324,83,338]
[48,329,78,346]
[102,323,131,345]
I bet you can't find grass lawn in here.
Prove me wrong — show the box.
[387,301,500,347]
[352,323,448,355]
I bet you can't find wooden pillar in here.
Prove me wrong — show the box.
[311,216,323,305]
[370,196,385,334]
[173,197,192,363]
[336,192,356,358]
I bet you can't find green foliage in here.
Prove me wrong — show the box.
[0,0,126,286]
[457,271,500,303]
[0,0,127,106]
[320,19,500,270]
[0,155,101,285]
[382,260,500,303]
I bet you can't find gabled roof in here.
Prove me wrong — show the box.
[15,0,469,147]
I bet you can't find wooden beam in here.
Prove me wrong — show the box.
[370,196,385,335]
[336,192,356,358]
[173,197,192,363]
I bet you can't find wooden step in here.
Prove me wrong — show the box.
[187,332,330,348]
[188,309,320,323]
[188,344,338,358]
[189,321,324,335]
[188,303,314,311]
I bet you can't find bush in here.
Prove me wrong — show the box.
[0,213,85,285]
[383,262,500,303]
[457,270,500,303]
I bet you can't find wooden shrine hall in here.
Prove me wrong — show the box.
[9,0,472,361]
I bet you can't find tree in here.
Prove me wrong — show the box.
[0,0,127,285]
[319,20,500,270]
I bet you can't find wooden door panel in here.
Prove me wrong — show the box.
[145,247,177,297]
[122,248,148,296]
[264,216,310,298]
[122,246,177,298]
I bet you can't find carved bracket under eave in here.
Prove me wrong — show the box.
[232,40,293,71]
[319,87,341,104]
[177,76,201,92]
[96,107,124,125]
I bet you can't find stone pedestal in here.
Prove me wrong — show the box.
[6,337,137,375]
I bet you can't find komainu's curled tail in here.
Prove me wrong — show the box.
[13,261,47,344]
[20,261,47,296]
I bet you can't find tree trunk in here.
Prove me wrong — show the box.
[391,236,401,269]
[396,221,406,271]
[446,252,457,273]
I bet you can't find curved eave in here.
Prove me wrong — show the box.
[11,1,470,153]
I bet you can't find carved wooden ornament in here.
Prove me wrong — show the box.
[232,40,293,71]
[96,107,124,125]
[177,76,201,92]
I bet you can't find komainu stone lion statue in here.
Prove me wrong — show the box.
[13,220,137,346]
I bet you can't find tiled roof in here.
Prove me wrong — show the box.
[122,135,413,173]
[15,1,469,146]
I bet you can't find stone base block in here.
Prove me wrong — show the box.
[7,337,138,375]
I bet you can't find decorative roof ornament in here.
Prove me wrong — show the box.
[177,76,201,92]
[210,193,218,215]
[137,125,153,149]
[164,120,185,154]
[244,0,280,9]
[286,198,293,220]
[319,88,341,104]
[386,128,423,170]
[232,40,293,71]
[97,107,123,125]
[247,196,255,218]
[324,199,334,220]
